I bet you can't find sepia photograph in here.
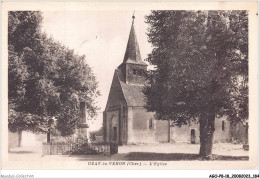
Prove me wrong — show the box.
[1,1,258,173]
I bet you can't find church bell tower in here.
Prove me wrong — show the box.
[118,13,148,85]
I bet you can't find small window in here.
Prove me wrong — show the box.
[133,69,137,75]
[149,119,153,129]
[222,120,226,132]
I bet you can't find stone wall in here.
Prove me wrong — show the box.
[9,131,42,148]
[214,117,231,143]
[155,120,170,143]
[8,131,20,148]
[170,123,200,143]
[169,117,231,144]
[104,70,127,144]
[230,122,247,143]
[128,107,169,144]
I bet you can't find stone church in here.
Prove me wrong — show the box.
[103,15,247,145]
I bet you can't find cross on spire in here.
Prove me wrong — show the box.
[132,11,135,24]
[122,11,146,65]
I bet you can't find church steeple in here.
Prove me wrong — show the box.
[118,13,147,85]
[123,13,145,65]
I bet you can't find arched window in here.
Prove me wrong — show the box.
[191,129,196,144]
[222,120,226,132]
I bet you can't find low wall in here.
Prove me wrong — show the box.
[42,142,118,156]
[8,131,20,148]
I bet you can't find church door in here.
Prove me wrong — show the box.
[110,113,119,144]
[191,129,196,144]
[113,127,117,141]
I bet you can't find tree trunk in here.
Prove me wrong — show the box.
[47,129,51,143]
[199,105,215,158]
[18,130,22,147]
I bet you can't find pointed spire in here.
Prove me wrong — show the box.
[132,10,135,24]
[123,13,144,64]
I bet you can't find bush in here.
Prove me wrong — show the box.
[89,127,103,142]
[70,137,98,155]
[89,132,96,142]
[50,135,74,144]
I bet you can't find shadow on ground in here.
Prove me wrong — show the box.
[8,150,35,154]
[72,152,249,161]
[70,154,126,161]
[125,152,249,161]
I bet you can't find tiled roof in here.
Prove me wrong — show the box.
[124,59,147,66]
[120,82,146,107]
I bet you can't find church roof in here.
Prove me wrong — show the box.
[123,16,147,66]
[120,83,146,107]
[117,69,146,107]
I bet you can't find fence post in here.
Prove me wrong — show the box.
[50,142,52,155]
[243,122,249,151]
[109,142,118,155]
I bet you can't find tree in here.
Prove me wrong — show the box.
[144,11,248,158]
[8,11,100,137]
[8,11,46,133]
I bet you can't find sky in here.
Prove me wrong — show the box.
[41,11,153,131]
